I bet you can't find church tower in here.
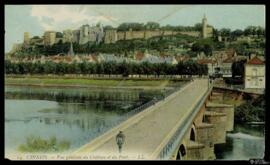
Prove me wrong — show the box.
[68,42,74,56]
[202,14,208,38]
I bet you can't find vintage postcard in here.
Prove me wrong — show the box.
[4,4,266,161]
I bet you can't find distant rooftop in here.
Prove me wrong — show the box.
[246,56,264,65]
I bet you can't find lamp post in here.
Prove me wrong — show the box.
[208,75,210,89]
[116,131,125,153]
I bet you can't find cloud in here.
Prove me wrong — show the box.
[30,5,116,31]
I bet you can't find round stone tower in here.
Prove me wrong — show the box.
[202,14,207,38]
[24,32,30,45]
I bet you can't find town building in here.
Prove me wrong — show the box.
[160,54,178,65]
[197,58,218,75]
[98,53,133,63]
[244,56,265,89]
[221,57,234,78]
[140,53,162,64]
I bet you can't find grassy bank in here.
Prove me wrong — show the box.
[5,77,171,88]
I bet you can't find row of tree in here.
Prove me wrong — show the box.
[215,26,265,38]
[105,22,201,32]
[5,60,208,76]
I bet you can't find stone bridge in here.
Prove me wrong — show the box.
[72,79,234,160]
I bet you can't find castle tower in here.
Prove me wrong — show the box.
[202,14,208,38]
[24,32,30,45]
[79,24,90,45]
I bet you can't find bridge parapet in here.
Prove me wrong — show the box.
[154,85,213,160]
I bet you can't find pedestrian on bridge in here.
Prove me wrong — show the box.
[116,131,125,153]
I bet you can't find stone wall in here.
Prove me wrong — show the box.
[104,29,200,43]
[179,31,200,37]
[117,31,125,41]
[104,30,118,44]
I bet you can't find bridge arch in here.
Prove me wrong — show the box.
[176,144,186,160]
[189,123,197,141]
[190,128,195,141]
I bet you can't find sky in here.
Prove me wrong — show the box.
[5,5,265,52]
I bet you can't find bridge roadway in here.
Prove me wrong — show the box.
[73,79,208,160]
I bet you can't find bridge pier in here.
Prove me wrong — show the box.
[209,92,223,102]
[185,141,205,160]
[206,102,234,131]
[204,111,227,144]
[196,123,216,160]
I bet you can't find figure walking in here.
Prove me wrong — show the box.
[116,131,125,153]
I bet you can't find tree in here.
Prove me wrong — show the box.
[55,62,66,75]
[104,25,114,31]
[145,22,160,30]
[244,26,257,36]
[231,29,244,39]
[191,42,203,52]
[96,63,104,76]
[117,23,144,31]
[194,23,202,31]
[256,26,264,37]
[176,61,184,76]
[220,28,231,37]
[203,44,213,56]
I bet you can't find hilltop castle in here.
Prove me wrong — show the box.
[15,15,213,53]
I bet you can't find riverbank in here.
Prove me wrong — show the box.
[5,76,187,90]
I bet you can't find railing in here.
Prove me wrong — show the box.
[157,84,213,160]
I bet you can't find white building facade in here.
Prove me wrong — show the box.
[244,56,265,89]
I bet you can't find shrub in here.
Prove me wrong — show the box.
[18,136,70,153]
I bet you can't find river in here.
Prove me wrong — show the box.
[5,85,164,154]
[215,123,265,160]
